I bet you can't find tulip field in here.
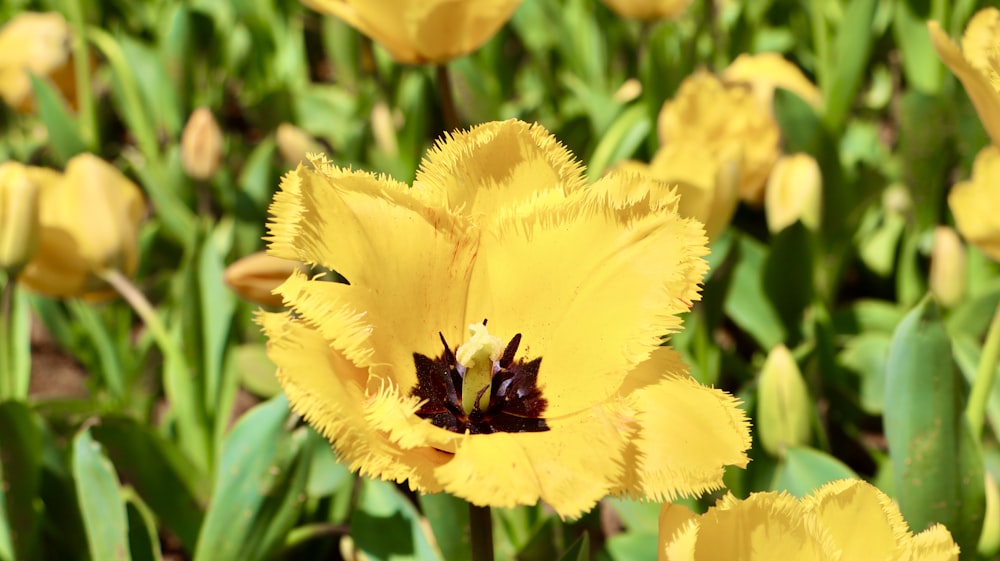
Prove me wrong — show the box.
[2,0,1000,560]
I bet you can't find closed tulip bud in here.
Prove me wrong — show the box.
[303,0,523,64]
[224,252,303,308]
[765,153,823,234]
[0,163,41,275]
[19,154,146,299]
[929,226,967,308]
[276,123,323,167]
[370,102,399,157]
[600,0,694,20]
[0,12,76,113]
[757,344,812,457]
[180,107,224,181]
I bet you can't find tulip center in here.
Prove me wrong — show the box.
[410,320,549,435]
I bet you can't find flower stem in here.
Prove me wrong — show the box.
[469,503,494,561]
[0,276,15,400]
[967,300,1000,439]
[65,0,98,149]
[435,63,460,133]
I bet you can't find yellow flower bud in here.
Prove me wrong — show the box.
[949,145,1000,261]
[600,0,694,20]
[658,71,780,206]
[19,154,146,299]
[0,162,41,275]
[370,102,399,158]
[223,252,303,308]
[0,12,76,113]
[980,472,1000,557]
[757,344,812,457]
[765,153,823,233]
[929,226,967,308]
[303,0,523,64]
[723,52,823,113]
[275,123,323,167]
[180,107,224,181]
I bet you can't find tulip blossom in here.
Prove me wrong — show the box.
[0,12,76,113]
[600,0,694,21]
[260,120,751,517]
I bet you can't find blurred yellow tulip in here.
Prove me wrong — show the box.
[757,344,812,457]
[949,145,1000,261]
[658,71,780,206]
[276,123,324,167]
[723,52,823,113]
[600,0,693,20]
[928,9,1000,145]
[0,162,42,275]
[929,226,967,308]
[302,0,523,64]
[180,107,224,181]
[619,141,741,241]
[0,12,77,113]
[224,252,304,308]
[764,153,823,233]
[19,154,146,299]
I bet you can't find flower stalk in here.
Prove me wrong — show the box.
[435,63,460,133]
[0,277,15,400]
[967,300,1000,439]
[65,0,97,148]
[469,504,494,561]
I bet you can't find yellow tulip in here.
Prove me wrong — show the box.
[928,9,1000,145]
[659,71,780,206]
[302,0,523,64]
[723,52,823,112]
[19,154,146,299]
[224,252,303,308]
[180,107,224,181]
[756,344,811,457]
[276,123,324,167]
[600,0,694,20]
[949,145,1000,261]
[660,479,960,561]
[261,120,751,517]
[0,162,42,275]
[0,12,76,113]
[929,226,967,307]
[764,153,823,233]
[618,141,741,241]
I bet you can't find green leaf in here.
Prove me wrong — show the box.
[884,298,985,555]
[556,532,589,561]
[892,0,945,94]
[770,446,858,497]
[419,494,471,561]
[73,428,132,561]
[762,223,815,346]
[123,490,164,561]
[350,478,442,561]
[838,332,892,414]
[825,0,877,129]
[724,235,785,349]
[29,74,87,163]
[602,532,657,561]
[586,104,650,180]
[197,232,237,436]
[90,416,206,552]
[605,498,660,535]
[0,402,42,561]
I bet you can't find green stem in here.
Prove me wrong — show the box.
[64,0,98,149]
[435,63,461,134]
[283,523,350,550]
[809,0,830,114]
[469,503,494,561]
[967,301,1000,439]
[0,276,14,400]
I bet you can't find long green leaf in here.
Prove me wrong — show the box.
[73,428,132,561]
[0,402,42,561]
[29,74,87,163]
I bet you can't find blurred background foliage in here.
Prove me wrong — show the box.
[0,0,998,559]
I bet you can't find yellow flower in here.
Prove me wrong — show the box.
[224,252,304,308]
[949,145,1000,261]
[756,344,811,457]
[0,162,42,275]
[180,107,224,181]
[600,0,694,21]
[928,9,1000,145]
[659,479,960,561]
[722,52,823,113]
[302,0,523,64]
[617,141,741,241]
[764,153,823,233]
[19,154,146,299]
[260,120,751,517]
[658,71,780,206]
[929,226,967,307]
[0,12,76,113]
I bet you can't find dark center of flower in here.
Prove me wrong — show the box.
[411,324,549,435]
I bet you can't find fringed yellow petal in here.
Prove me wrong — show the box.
[660,513,699,561]
[929,20,1000,146]
[893,526,960,561]
[722,52,823,111]
[618,362,751,501]
[692,492,833,561]
[434,405,628,518]
[806,479,905,560]
[960,8,1000,81]
[467,188,708,416]
[258,312,450,492]
[363,380,460,453]
[415,120,586,218]
[949,145,1000,261]
[266,162,479,385]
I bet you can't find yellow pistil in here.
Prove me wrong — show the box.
[456,322,504,413]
